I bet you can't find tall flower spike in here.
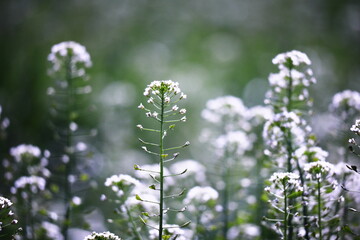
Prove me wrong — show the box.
[47,41,94,240]
[136,80,190,240]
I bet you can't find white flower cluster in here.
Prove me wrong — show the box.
[215,130,253,157]
[294,145,329,167]
[10,144,41,162]
[330,90,360,113]
[267,172,303,192]
[149,224,193,240]
[201,96,250,131]
[143,80,183,97]
[170,159,206,183]
[0,196,13,209]
[48,41,92,76]
[12,175,46,194]
[263,111,309,160]
[265,50,316,109]
[104,174,141,197]
[41,221,64,240]
[140,80,186,121]
[184,186,219,206]
[83,231,122,240]
[304,161,335,180]
[350,119,360,135]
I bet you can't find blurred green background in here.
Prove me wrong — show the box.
[1,0,360,171]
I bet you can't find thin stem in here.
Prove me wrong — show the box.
[158,91,165,240]
[317,178,323,240]
[222,166,229,239]
[126,206,143,240]
[285,65,294,240]
[62,55,73,240]
[284,185,288,240]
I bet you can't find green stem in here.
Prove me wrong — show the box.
[62,55,73,240]
[317,178,323,240]
[158,91,165,240]
[222,165,229,239]
[285,65,294,240]
[284,184,288,240]
[126,206,143,240]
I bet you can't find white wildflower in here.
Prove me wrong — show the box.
[10,144,41,162]
[83,231,122,240]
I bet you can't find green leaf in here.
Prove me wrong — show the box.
[149,185,156,190]
[80,173,89,182]
[135,194,142,201]
[288,191,302,199]
[142,212,150,217]
[162,235,171,240]
[134,164,140,170]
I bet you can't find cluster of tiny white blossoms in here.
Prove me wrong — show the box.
[104,174,141,197]
[304,161,335,180]
[267,172,303,192]
[350,119,360,135]
[184,186,219,206]
[169,159,206,183]
[83,231,122,240]
[265,50,316,108]
[48,41,92,77]
[201,95,251,132]
[0,196,13,209]
[294,145,329,167]
[263,111,309,160]
[10,144,41,162]
[40,221,64,240]
[11,175,46,194]
[214,130,253,157]
[149,224,193,240]
[329,90,360,113]
[138,80,187,121]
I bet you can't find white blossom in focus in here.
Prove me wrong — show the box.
[83,231,121,240]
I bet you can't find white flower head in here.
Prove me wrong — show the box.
[350,119,360,135]
[48,41,92,76]
[0,196,13,209]
[330,90,360,113]
[84,231,122,240]
[272,50,311,67]
[10,144,41,162]
[304,161,335,180]
[268,172,303,192]
[13,176,46,194]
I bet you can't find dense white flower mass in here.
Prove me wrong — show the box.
[268,172,302,192]
[263,111,308,157]
[41,221,64,240]
[215,130,253,156]
[329,90,360,112]
[169,159,206,183]
[48,41,92,76]
[13,176,46,193]
[0,196,13,209]
[294,145,329,166]
[104,174,141,197]
[201,96,250,131]
[272,50,311,67]
[350,119,360,135]
[149,225,193,240]
[184,186,219,205]
[143,80,181,97]
[83,231,122,240]
[304,161,335,180]
[10,144,41,162]
[265,50,316,109]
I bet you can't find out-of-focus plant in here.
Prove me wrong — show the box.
[135,80,190,240]
[47,41,95,240]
